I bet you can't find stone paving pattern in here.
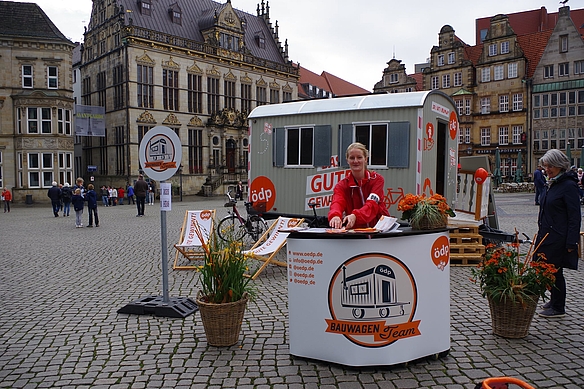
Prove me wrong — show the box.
[0,192,583,389]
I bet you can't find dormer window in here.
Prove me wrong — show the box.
[169,3,182,25]
[139,0,151,16]
[255,32,265,49]
[220,33,239,51]
[172,11,181,24]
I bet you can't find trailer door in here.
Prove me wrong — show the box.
[436,121,447,195]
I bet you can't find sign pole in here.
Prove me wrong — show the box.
[160,179,170,303]
[118,126,197,318]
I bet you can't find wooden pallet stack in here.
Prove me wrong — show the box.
[449,225,485,266]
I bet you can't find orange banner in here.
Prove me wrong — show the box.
[144,161,177,169]
[325,319,421,342]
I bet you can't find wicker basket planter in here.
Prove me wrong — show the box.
[487,295,538,339]
[196,291,249,347]
[410,214,447,230]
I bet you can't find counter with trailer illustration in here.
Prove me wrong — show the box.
[246,91,459,218]
[287,229,450,366]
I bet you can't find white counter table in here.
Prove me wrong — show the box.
[287,229,450,367]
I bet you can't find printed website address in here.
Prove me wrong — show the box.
[291,251,323,258]
[291,257,323,265]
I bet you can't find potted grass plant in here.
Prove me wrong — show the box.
[191,221,256,347]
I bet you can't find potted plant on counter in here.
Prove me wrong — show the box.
[471,234,556,338]
[192,221,256,347]
[397,193,455,230]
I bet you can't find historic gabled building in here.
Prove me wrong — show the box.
[473,14,530,178]
[375,11,559,179]
[530,6,584,169]
[0,1,76,203]
[421,25,477,160]
[79,0,298,195]
[373,59,418,94]
[476,5,584,44]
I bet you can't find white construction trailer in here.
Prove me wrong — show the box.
[246,91,460,219]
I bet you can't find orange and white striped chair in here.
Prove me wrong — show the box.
[242,217,304,279]
[173,209,215,270]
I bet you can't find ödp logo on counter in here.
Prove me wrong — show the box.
[325,253,421,348]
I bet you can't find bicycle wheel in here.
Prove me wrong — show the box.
[217,215,247,242]
[247,215,268,242]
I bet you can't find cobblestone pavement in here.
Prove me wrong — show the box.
[1,193,583,389]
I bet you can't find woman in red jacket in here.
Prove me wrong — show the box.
[2,187,12,213]
[328,142,389,229]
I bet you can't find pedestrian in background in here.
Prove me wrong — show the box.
[148,180,156,205]
[85,184,99,228]
[71,188,85,228]
[61,183,72,217]
[578,168,584,204]
[2,187,12,213]
[535,149,581,318]
[118,186,125,205]
[108,186,113,206]
[73,177,85,198]
[127,184,135,205]
[111,186,118,206]
[533,165,546,206]
[47,181,61,217]
[100,185,109,207]
[236,181,244,200]
[58,183,64,213]
[134,175,149,217]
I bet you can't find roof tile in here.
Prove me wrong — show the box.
[298,65,369,97]
[0,1,70,42]
[517,29,554,78]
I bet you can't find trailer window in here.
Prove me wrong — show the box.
[355,124,388,166]
[286,127,313,166]
[350,282,369,296]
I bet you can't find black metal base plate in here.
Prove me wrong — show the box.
[118,295,198,318]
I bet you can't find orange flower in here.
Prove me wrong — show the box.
[398,192,455,220]
[471,232,556,304]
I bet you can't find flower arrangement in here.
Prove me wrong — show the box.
[397,193,456,229]
[471,232,556,305]
[192,221,256,304]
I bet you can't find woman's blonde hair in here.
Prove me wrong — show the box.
[346,142,369,159]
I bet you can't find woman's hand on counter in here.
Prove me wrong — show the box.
[343,214,356,229]
[329,216,343,229]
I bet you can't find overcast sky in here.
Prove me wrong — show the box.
[27,0,569,91]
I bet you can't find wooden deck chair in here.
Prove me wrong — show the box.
[242,217,304,280]
[173,209,215,270]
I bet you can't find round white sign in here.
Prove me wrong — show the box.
[139,126,182,181]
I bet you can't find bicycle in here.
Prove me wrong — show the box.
[217,191,268,246]
[479,224,534,254]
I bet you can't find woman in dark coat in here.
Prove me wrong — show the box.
[535,149,581,318]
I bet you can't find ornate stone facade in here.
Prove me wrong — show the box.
[78,0,299,195]
[0,2,75,203]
